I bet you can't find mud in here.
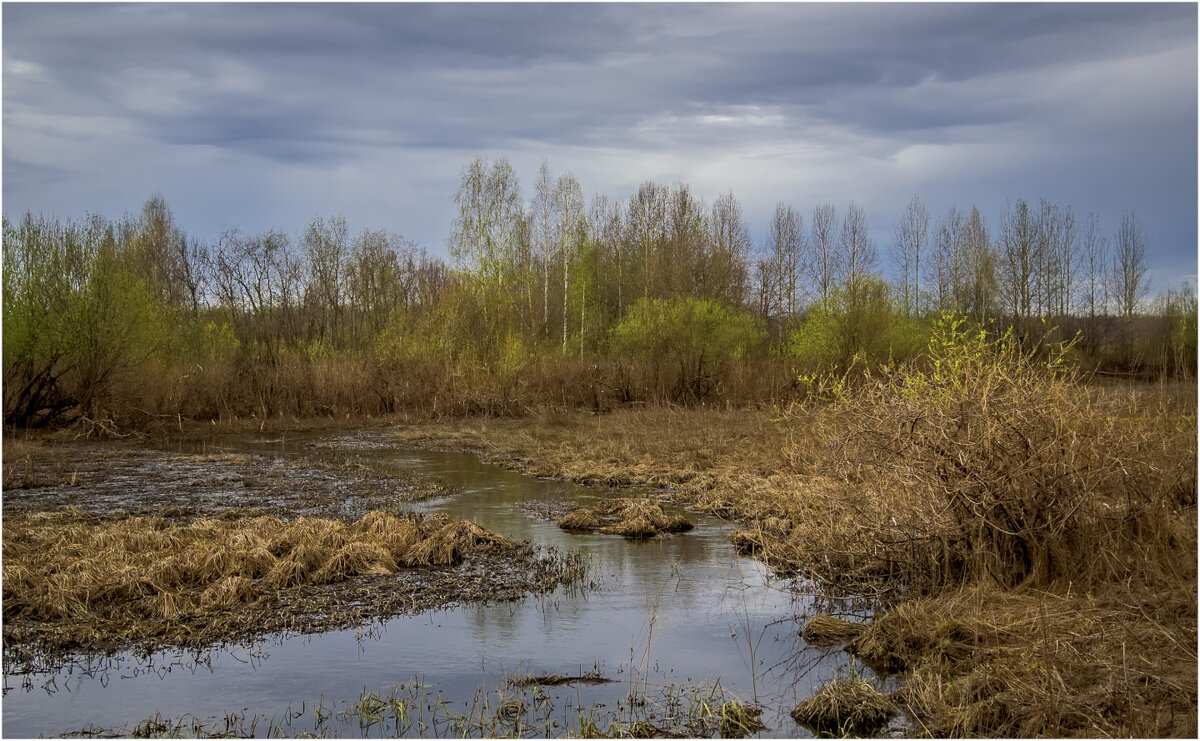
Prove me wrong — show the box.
[3,441,454,522]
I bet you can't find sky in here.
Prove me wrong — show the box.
[3,2,1197,292]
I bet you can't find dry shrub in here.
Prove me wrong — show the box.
[790,678,895,736]
[556,498,694,539]
[789,316,1197,593]
[2,508,516,647]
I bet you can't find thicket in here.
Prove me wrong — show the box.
[775,315,1197,737]
[3,160,1195,429]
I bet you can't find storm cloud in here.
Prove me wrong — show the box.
[4,2,1195,288]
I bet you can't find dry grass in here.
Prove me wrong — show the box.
[2,508,516,650]
[790,678,896,737]
[801,615,865,646]
[868,584,1197,738]
[556,497,693,539]
[390,368,1196,736]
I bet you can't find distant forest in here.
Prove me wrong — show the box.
[4,156,1195,428]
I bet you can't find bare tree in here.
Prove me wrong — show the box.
[449,156,523,292]
[302,214,349,343]
[710,191,753,308]
[767,202,805,319]
[554,172,585,351]
[532,161,555,336]
[625,182,668,302]
[959,206,996,322]
[1111,210,1150,362]
[810,202,838,310]
[1081,212,1108,347]
[839,202,877,291]
[998,199,1036,343]
[932,206,964,314]
[891,195,929,316]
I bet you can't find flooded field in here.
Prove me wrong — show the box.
[3,431,885,737]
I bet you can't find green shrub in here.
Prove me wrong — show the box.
[610,297,766,403]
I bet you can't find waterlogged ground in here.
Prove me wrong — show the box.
[3,431,885,737]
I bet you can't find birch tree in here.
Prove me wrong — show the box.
[891,195,929,316]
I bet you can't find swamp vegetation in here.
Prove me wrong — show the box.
[3,173,1196,736]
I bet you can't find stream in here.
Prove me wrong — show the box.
[2,431,882,737]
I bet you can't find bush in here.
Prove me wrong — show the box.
[797,313,1195,591]
[783,278,927,369]
[610,297,766,403]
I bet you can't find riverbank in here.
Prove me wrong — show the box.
[383,385,1197,738]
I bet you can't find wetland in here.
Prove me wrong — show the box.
[2,429,879,738]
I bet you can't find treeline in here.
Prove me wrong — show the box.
[3,157,1196,427]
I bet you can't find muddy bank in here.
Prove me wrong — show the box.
[2,440,584,673]
[3,438,454,522]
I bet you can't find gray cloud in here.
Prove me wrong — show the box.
[3,3,1196,287]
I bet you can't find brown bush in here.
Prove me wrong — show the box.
[789,317,1197,592]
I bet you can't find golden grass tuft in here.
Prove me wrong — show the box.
[400,521,512,567]
[557,508,603,531]
[801,614,864,646]
[790,679,896,737]
[556,498,694,539]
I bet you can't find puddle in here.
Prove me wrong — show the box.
[3,430,880,737]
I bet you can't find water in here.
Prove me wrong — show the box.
[2,431,875,737]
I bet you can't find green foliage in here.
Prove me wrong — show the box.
[3,214,172,424]
[610,297,765,403]
[611,297,765,365]
[784,278,928,368]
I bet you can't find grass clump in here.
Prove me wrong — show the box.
[556,498,694,539]
[790,678,895,737]
[717,701,767,738]
[2,507,519,654]
[801,615,864,646]
[862,585,1197,737]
